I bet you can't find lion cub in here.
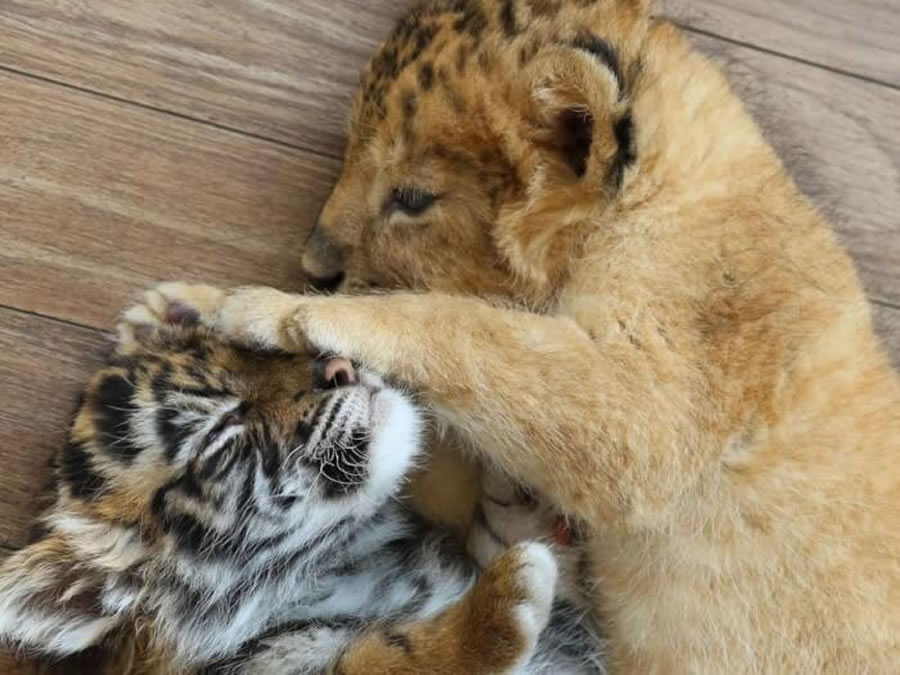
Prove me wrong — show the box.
[203,0,897,672]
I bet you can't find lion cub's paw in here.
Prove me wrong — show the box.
[214,286,305,350]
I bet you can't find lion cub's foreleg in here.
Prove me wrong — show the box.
[163,283,706,526]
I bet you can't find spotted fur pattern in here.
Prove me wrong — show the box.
[0,287,603,674]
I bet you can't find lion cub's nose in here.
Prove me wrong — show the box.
[302,228,345,293]
[319,357,357,389]
[305,272,345,293]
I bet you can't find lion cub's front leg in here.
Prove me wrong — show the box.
[158,283,699,528]
[330,542,557,675]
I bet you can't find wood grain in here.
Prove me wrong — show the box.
[0,310,107,550]
[689,35,900,308]
[0,4,896,309]
[0,0,410,156]
[660,0,900,86]
[0,71,339,331]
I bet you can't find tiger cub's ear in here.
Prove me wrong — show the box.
[0,532,137,656]
[116,282,226,354]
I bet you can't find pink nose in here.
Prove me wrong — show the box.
[323,357,357,387]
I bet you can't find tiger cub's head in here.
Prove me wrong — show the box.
[0,285,422,664]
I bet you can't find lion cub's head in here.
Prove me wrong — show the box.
[305,0,651,302]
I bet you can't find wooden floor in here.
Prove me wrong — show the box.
[0,1,897,671]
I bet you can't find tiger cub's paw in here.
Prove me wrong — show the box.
[508,542,558,640]
[117,282,226,351]
[472,541,557,665]
[148,282,226,325]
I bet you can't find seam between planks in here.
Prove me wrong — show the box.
[1,19,896,171]
[0,304,110,336]
[873,298,900,312]
[673,23,900,93]
[0,64,340,162]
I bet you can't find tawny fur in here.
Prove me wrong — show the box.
[198,0,898,671]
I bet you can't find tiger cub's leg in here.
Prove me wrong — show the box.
[329,542,557,675]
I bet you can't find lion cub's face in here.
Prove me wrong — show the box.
[304,0,648,300]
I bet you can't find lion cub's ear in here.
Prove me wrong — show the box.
[524,36,635,187]
[492,32,640,292]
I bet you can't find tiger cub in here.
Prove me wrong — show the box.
[0,287,601,674]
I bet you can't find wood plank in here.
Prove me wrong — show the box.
[0,0,410,157]
[660,0,900,87]
[0,5,897,311]
[874,303,900,369]
[0,71,339,331]
[688,34,900,308]
[0,310,107,550]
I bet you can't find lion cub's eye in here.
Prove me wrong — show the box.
[388,187,437,217]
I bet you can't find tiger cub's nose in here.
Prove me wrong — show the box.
[316,357,357,389]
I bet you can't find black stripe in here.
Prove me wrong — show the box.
[157,407,195,462]
[60,440,107,499]
[418,62,434,90]
[499,0,517,36]
[572,34,623,97]
[198,437,235,480]
[452,5,486,37]
[154,484,291,559]
[321,395,345,437]
[213,442,243,481]
[610,112,636,189]
[259,437,281,479]
[179,467,204,499]
[297,399,326,445]
[94,373,143,463]
[400,573,433,615]
[237,447,258,512]
[295,418,314,445]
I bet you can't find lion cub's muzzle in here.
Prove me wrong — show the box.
[302,227,345,292]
